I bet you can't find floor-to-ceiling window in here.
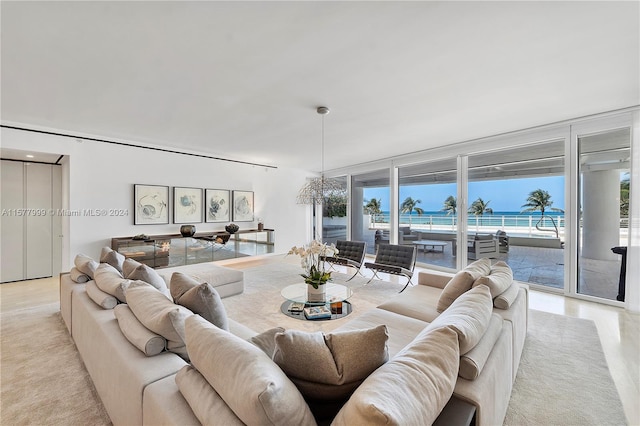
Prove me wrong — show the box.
[467,140,566,289]
[577,128,631,301]
[338,111,636,309]
[351,169,390,255]
[321,176,348,245]
[397,158,457,269]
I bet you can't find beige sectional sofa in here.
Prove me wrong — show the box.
[60,255,527,426]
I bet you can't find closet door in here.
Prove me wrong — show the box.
[1,160,26,282]
[25,163,53,279]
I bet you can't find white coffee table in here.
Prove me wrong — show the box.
[413,240,448,253]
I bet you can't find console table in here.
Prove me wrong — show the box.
[111,229,274,268]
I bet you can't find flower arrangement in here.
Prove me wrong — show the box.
[287,240,339,289]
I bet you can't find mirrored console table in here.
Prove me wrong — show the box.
[111,229,274,268]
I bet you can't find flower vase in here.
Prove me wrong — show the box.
[307,283,326,303]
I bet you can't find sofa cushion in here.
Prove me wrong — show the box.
[184,315,316,426]
[86,281,118,309]
[70,267,90,283]
[437,258,492,312]
[377,284,442,323]
[494,282,520,309]
[175,365,244,425]
[93,263,130,303]
[100,246,125,273]
[74,254,99,279]
[125,281,192,359]
[332,325,459,426]
[428,284,493,354]
[170,272,229,330]
[473,261,513,298]
[122,258,142,277]
[458,314,503,380]
[272,325,389,400]
[114,304,166,356]
[125,263,169,296]
[250,327,285,358]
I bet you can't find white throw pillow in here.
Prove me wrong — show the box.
[332,325,460,426]
[473,261,513,298]
[74,254,98,279]
[125,281,192,359]
[437,258,491,312]
[428,284,493,354]
[114,304,166,356]
[69,267,90,283]
[184,315,316,426]
[93,263,130,303]
[175,365,244,426]
[85,281,118,309]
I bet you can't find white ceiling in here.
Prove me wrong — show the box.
[1,1,638,172]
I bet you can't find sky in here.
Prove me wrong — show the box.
[364,176,566,213]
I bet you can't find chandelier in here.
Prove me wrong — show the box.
[296,106,346,205]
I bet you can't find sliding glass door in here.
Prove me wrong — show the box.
[467,140,566,289]
[351,169,390,255]
[321,176,348,245]
[577,128,631,301]
[397,158,458,269]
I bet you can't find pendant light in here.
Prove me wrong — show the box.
[296,106,346,204]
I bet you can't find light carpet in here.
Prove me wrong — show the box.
[1,303,110,425]
[0,261,626,425]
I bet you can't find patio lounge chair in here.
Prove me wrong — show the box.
[364,243,417,292]
[468,234,500,260]
[321,240,366,281]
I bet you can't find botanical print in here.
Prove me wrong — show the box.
[205,189,230,223]
[174,187,203,223]
[134,184,169,225]
[232,190,254,222]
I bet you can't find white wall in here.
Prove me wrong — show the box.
[1,127,314,269]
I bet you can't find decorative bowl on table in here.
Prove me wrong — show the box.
[225,223,239,234]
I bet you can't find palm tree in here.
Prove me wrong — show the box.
[469,197,493,225]
[364,198,383,226]
[400,197,424,225]
[521,189,563,237]
[442,195,457,215]
[620,175,630,217]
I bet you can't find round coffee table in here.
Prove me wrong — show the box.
[280,283,353,321]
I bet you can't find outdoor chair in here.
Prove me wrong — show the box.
[321,240,366,281]
[468,234,500,260]
[364,243,417,292]
[496,230,510,253]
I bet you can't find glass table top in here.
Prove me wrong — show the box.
[281,283,353,304]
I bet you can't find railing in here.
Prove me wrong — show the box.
[369,213,629,234]
[370,213,567,237]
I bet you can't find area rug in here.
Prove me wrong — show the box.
[0,303,110,425]
[222,260,407,334]
[504,309,626,425]
[0,260,627,425]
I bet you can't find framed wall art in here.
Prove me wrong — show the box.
[205,189,230,223]
[232,190,254,222]
[134,184,169,225]
[174,187,203,224]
